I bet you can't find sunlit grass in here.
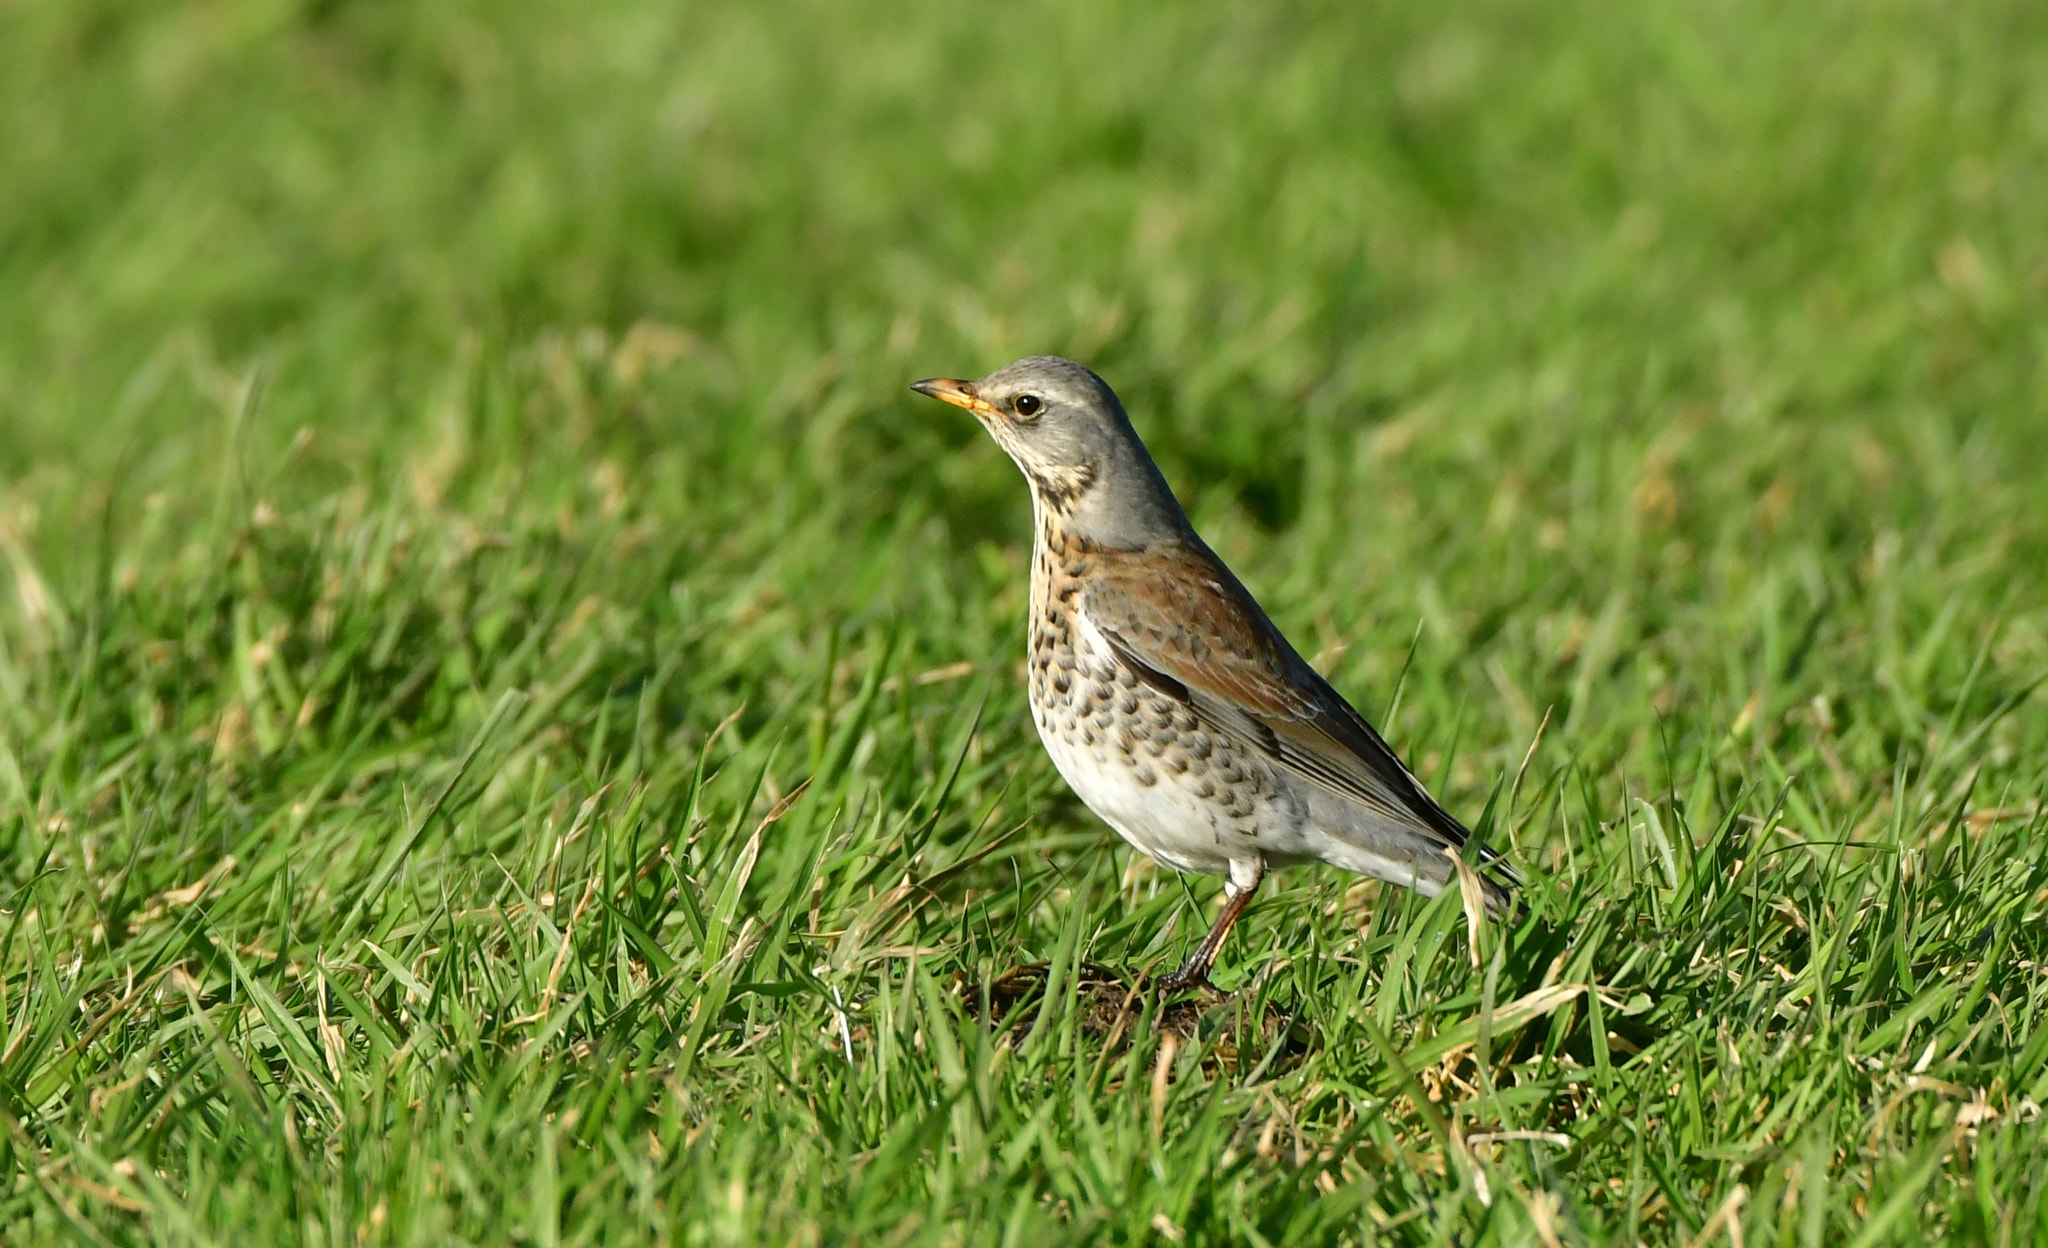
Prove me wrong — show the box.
[1,0,2045,1243]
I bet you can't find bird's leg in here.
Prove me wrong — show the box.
[1155,860,1264,1000]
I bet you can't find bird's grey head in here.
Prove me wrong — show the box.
[912,356,1191,549]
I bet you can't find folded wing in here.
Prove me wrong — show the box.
[1082,540,1516,882]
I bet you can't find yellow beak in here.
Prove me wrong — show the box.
[910,378,1000,417]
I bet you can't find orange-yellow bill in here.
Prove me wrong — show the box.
[911,378,999,416]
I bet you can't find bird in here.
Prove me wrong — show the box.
[912,356,1518,998]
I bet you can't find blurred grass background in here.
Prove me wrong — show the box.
[1,0,2046,1243]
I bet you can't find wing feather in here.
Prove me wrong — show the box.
[1084,541,1515,878]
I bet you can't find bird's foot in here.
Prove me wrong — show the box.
[1152,964,1231,1003]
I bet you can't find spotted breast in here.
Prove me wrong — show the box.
[1024,509,1300,880]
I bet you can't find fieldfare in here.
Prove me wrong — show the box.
[913,356,1517,997]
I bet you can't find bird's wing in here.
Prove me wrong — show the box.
[1082,541,1508,871]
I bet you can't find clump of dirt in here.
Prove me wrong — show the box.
[955,961,1308,1055]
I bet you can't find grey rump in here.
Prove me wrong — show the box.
[912,355,1516,995]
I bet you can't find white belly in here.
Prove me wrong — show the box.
[1037,724,1235,874]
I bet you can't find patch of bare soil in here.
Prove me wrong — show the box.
[955,961,1312,1059]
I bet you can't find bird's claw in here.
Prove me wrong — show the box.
[1152,966,1231,1003]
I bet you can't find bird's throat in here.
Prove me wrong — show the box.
[1024,459,1098,514]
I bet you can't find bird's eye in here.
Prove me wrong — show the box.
[1013,394,1044,419]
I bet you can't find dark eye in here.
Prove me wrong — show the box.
[1013,394,1043,418]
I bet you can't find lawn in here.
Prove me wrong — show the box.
[2,0,2046,1243]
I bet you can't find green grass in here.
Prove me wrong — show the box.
[3,0,2047,1242]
